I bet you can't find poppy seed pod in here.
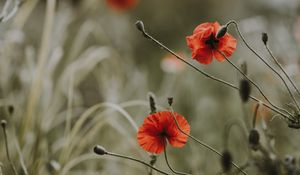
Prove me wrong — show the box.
[94,145,107,155]
[262,33,268,45]
[249,129,260,150]
[216,25,228,39]
[221,150,232,172]
[239,79,251,102]
[135,20,145,33]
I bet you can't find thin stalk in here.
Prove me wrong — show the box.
[252,103,260,129]
[168,108,248,175]
[106,152,171,175]
[22,0,56,142]
[224,118,248,149]
[226,20,300,113]
[164,146,191,175]
[1,121,18,175]
[265,44,300,97]
[136,25,294,122]
[218,49,294,121]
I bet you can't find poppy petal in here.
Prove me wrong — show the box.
[186,21,237,64]
[137,111,190,154]
[193,48,213,64]
[167,113,190,147]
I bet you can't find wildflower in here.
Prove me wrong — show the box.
[106,0,138,11]
[186,22,237,64]
[137,111,190,154]
[160,52,185,73]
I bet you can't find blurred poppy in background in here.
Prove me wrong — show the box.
[160,52,186,73]
[106,0,138,11]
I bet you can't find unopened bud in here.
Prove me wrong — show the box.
[149,155,157,166]
[216,25,228,39]
[249,129,260,150]
[262,33,268,45]
[239,79,251,103]
[135,20,146,33]
[148,93,156,114]
[1,120,7,128]
[221,150,232,172]
[167,97,173,106]
[7,105,14,115]
[94,145,107,155]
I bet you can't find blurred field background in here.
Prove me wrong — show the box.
[1,0,300,174]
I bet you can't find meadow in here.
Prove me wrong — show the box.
[1,0,300,174]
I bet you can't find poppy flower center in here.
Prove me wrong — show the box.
[205,34,219,49]
[159,130,169,138]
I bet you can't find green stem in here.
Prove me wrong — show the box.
[164,146,191,175]
[168,108,248,175]
[106,152,171,175]
[226,20,300,113]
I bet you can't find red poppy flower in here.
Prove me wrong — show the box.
[186,22,237,64]
[106,0,138,11]
[137,111,190,154]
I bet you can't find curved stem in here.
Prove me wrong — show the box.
[164,146,191,175]
[218,49,294,121]
[226,20,300,113]
[265,44,300,100]
[168,108,248,175]
[137,28,293,122]
[1,122,18,175]
[106,152,171,175]
[252,103,260,128]
[224,118,248,149]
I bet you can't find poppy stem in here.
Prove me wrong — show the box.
[226,20,300,113]
[134,20,293,122]
[94,146,171,175]
[252,102,260,129]
[163,146,191,175]
[168,108,249,175]
[106,152,171,175]
[224,118,248,149]
[217,49,295,122]
[264,43,300,102]
[1,120,18,175]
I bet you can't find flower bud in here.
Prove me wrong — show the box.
[149,155,157,166]
[262,33,268,45]
[94,145,107,155]
[1,120,7,128]
[239,79,251,103]
[221,150,232,172]
[167,97,173,106]
[249,129,260,150]
[7,105,14,115]
[216,25,228,39]
[135,20,146,33]
[148,93,156,114]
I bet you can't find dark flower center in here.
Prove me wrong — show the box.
[205,34,219,49]
[159,130,168,138]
